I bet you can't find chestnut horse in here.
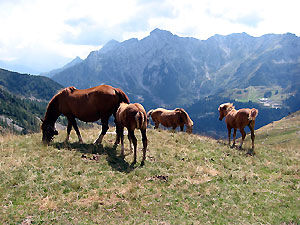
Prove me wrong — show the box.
[218,103,258,154]
[41,85,130,144]
[147,108,193,133]
[114,103,148,166]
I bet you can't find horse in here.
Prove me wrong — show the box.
[114,103,148,166]
[41,85,130,145]
[147,108,193,133]
[218,103,258,154]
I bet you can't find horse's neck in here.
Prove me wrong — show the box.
[44,98,60,125]
[227,108,237,117]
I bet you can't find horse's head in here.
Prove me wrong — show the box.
[41,119,58,145]
[175,108,193,134]
[218,103,234,121]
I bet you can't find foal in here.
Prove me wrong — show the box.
[218,103,258,154]
[147,108,193,133]
[114,103,148,166]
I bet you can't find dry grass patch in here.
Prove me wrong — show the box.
[0,115,299,224]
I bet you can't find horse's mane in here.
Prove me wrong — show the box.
[114,87,130,104]
[175,108,193,126]
[44,86,77,122]
[57,86,77,95]
[218,103,235,112]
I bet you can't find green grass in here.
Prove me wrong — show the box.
[0,113,299,224]
[223,86,290,104]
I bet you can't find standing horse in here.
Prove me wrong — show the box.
[114,103,148,166]
[218,103,258,154]
[147,108,193,133]
[41,85,130,145]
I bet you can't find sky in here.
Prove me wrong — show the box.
[0,0,299,73]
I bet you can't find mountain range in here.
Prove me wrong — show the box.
[41,56,83,78]
[52,29,300,109]
[1,29,299,137]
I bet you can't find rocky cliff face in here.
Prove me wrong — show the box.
[52,29,300,107]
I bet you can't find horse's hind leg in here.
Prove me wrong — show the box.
[248,121,255,154]
[94,117,109,145]
[140,129,147,166]
[128,130,137,165]
[120,128,125,157]
[114,122,122,146]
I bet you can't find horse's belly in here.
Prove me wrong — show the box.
[73,111,101,122]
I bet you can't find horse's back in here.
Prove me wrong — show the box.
[151,108,179,128]
[117,103,146,130]
[227,108,256,128]
[59,85,124,122]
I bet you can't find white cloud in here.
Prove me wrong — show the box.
[0,0,299,72]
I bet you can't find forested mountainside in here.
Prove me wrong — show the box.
[0,68,63,101]
[0,69,63,133]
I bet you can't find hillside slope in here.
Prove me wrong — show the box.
[0,68,63,133]
[0,68,63,101]
[0,88,47,134]
[255,110,300,147]
[0,114,299,224]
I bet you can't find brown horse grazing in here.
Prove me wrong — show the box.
[218,103,258,154]
[147,108,193,133]
[114,103,148,166]
[41,85,130,145]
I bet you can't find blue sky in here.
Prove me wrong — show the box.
[0,0,299,73]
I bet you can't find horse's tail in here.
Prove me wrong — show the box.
[249,108,258,121]
[115,88,130,104]
[147,109,154,118]
[135,111,146,129]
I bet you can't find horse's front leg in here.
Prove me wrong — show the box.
[72,118,83,143]
[227,127,231,146]
[232,128,237,148]
[239,128,246,149]
[94,117,109,145]
[67,117,83,143]
[65,120,72,143]
[180,125,184,132]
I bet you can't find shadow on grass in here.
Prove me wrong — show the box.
[217,140,255,156]
[52,142,135,173]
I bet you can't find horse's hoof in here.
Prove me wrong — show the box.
[140,161,145,167]
[93,140,100,145]
[247,151,255,156]
[230,144,235,149]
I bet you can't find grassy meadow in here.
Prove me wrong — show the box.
[0,112,299,224]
